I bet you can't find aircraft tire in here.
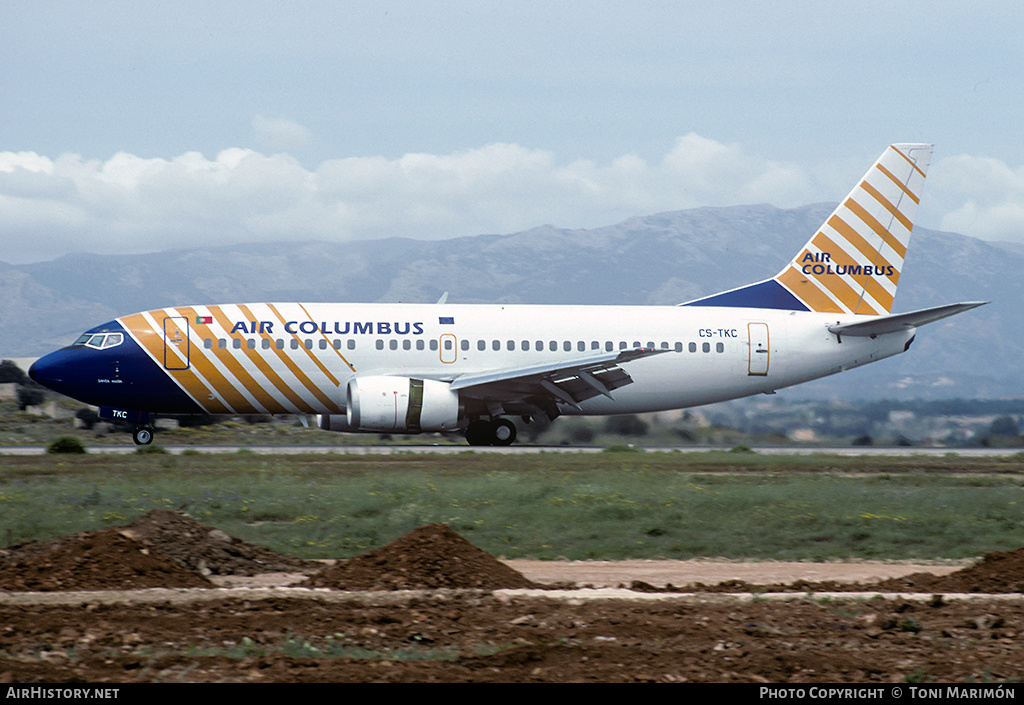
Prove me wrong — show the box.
[465,420,492,446]
[490,418,517,446]
[133,426,154,446]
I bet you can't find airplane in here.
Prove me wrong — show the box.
[29,143,986,446]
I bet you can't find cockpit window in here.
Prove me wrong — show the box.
[73,332,124,350]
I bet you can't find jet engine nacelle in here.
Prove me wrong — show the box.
[347,376,460,432]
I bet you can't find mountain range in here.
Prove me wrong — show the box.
[1,203,1018,400]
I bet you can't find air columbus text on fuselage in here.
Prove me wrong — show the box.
[230,320,426,336]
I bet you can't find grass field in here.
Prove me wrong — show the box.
[2,450,1023,561]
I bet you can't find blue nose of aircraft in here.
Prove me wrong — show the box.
[28,348,91,402]
[29,351,66,392]
[29,324,206,414]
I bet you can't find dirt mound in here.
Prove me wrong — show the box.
[302,523,538,591]
[874,547,1024,594]
[633,548,1024,595]
[118,509,322,576]
[0,509,323,592]
[0,528,213,591]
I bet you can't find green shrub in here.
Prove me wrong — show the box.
[46,436,86,454]
[135,444,169,455]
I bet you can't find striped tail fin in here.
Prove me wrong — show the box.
[684,143,932,315]
[775,143,931,314]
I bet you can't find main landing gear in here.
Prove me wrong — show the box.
[132,425,155,445]
[464,418,517,446]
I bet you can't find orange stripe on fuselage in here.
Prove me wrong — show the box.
[188,306,290,414]
[156,307,256,413]
[120,311,232,414]
[235,303,321,413]
[265,304,343,413]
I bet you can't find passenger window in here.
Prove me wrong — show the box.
[689,342,697,353]
[389,340,398,350]
[716,342,724,353]
[304,339,313,350]
[577,341,585,352]
[492,340,500,351]
[605,341,613,352]
[461,339,469,351]
[318,339,328,350]
[430,340,438,351]
[263,339,272,350]
[403,340,411,350]
[291,339,300,350]
[376,340,384,350]
[247,339,256,350]
[219,339,227,349]
[563,341,571,352]
[702,342,710,353]
[674,342,683,352]
[549,341,557,352]
[348,340,356,350]
[276,339,285,350]
[507,340,515,351]
[477,340,485,351]
[416,340,424,350]
[522,340,531,351]
[233,339,242,349]
[204,339,213,349]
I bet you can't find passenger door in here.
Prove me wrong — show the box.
[747,322,769,376]
[163,316,190,370]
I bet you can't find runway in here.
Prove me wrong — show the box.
[1,443,1018,456]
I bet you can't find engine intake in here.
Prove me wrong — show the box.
[347,376,460,432]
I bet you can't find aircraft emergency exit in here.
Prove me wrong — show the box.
[29,144,985,445]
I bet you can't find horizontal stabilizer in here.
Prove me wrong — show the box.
[827,301,987,338]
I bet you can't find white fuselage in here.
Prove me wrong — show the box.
[136,302,914,417]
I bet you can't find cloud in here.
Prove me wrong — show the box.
[931,154,1024,242]
[252,116,313,152]
[3,135,1022,264]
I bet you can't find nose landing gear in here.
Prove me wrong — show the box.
[132,425,155,446]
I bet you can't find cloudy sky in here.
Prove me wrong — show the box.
[3,1,1023,263]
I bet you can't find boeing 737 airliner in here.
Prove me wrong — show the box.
[30,144,985,446]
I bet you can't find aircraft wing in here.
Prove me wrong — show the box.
[448,347,669,418]
[827,301,988,338]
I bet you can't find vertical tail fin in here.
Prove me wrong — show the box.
[775,143,932,314]
[684,144,932,315]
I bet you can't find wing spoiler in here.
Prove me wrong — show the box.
[827,301,987,338]
[449,347,667,393]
